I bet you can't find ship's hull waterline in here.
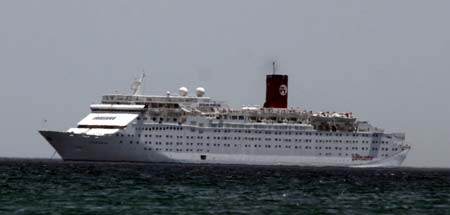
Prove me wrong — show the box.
[40,130,409,167]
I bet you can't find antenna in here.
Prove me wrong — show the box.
[272,61,276,74]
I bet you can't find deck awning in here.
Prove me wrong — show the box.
[90,104,145,111]
[77,113,138,127]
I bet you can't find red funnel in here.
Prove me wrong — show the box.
[263,74,288,108]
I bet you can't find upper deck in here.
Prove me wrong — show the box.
[93,72,379,133]
[102,94,213,105]
[96,93,366,133]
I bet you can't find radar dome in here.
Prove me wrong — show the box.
[179,87,188,96]
[196,87,205,97]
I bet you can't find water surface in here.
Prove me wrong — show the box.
[0,159,449,214]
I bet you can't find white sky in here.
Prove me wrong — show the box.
[0,0,449,167]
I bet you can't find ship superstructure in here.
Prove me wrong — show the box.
[40,67,410,167]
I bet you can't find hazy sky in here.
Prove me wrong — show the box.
[1,0,449,167]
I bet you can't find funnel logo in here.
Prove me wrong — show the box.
[279,84,288,96]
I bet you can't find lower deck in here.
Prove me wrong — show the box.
[39,123,410,167]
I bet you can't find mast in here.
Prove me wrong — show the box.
[131,72,146,96]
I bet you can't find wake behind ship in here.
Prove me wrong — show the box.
[40,66,410,167]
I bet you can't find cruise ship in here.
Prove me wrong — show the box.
[39,66,411,167]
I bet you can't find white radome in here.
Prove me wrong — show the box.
[196,87,205,97]
[179,87,188,96]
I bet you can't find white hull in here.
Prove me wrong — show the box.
[40,130,409,167]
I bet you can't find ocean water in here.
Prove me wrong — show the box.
[0,159,449,215]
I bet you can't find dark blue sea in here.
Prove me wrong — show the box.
[0,159,449,215]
